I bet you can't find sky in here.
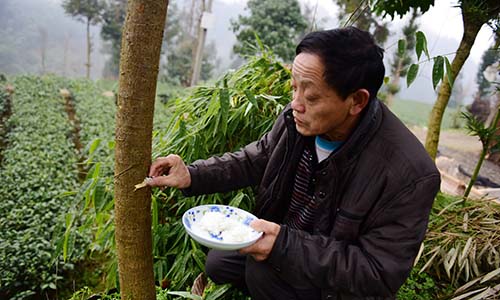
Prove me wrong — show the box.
[4,0,497,104]
[215,0,496,104]
[218,0,495,63]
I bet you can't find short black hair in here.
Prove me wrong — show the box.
[296,26,385,100]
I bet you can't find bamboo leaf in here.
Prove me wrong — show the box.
[219,88,229,136]
[414,242,425,267]
[398,39,406,57]
[450,287,488,300]
[152,196,158,230]
[63,212,73,262]
[205,284,232,300]
[244,90,258,108]
[444,247,458,279]
[432,56,444,90]
[166,291,202,300]
[459,237,473,265]
[445,56,454,88]
[407,64,419,87]
[480,267,500,283]
[420,246,441,273]
[469,287,495,300]
[454,276,483,294]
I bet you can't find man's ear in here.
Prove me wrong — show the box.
[349,89,370,115]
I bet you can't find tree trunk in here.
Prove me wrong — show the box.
[114,1,168,300]
[424,13,483,160]
[86,18,91,79]
[386,59,402,108]
[487,99,500,164]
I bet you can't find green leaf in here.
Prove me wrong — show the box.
[398,39,406,57]
[244,90,258,108]
[205,284,232,300]
[152,196,158,230]
[444,56,454,88]
[415,31,429,61]
[88,138,101,155]
[407,64,419,87]
[219,88,229,135]
[383,76,390,85]
[432,56,444,90]
[167,291,203,300]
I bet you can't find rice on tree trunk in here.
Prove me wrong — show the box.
[424,10,484,160]
[114,1,168,300]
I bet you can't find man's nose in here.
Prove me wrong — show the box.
[291,93,305,113]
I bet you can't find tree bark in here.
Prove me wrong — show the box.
[424,12,483,160]
[114,1,168,300]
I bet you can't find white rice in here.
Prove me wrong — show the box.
[192,211,255,243]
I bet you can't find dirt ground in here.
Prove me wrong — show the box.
[410,126,500,188]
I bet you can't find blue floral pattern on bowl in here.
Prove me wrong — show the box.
[182,205,262,250]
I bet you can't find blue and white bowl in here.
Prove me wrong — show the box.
[182,205,263,250]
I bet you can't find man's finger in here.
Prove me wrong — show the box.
[149,157,172,177]
[249,219,272,233]
[147,175,173,187]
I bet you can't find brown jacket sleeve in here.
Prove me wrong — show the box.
[267,173,440,297]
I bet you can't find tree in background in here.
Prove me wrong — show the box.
[114,0,168,298]
[100,0,127,78]
[385,9,420,107]
[302,1,328,33]
[230,0,308,62]
[62,0,105,78]
[100,0,215,83]
[476,48,499,99]
[335,0,389,45]
[424,1,500,160]
[162,0,215,86]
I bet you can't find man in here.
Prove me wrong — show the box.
[147,27,440,300]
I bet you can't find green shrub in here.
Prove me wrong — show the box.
[0,76,84,299]
[397,268,438,300]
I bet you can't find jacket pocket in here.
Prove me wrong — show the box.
[332,209,364,241]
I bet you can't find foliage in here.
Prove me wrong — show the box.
[100,0,127,78]
[397,268,438,300]
[384,9,420,106]
[62,0,105,25]
[0,75,85,300]
[100,0,216,83]
[476,48,499,98]
[64,51,291,298]
[461,108,500,199]
[336,0,389,45]
[417,193,500,297]
[150,50,291,296]
[230,0,307,62]
[373,0,434,19]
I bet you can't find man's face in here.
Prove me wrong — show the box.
[291,52,360,141]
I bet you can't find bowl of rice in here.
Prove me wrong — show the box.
[182,205,263,250]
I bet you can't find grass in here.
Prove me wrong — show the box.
[390,98,464,130]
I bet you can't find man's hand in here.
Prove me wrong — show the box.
[147,154,191,189]
[239,219,280,261]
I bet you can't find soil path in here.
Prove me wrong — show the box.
[410,126,500,187]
